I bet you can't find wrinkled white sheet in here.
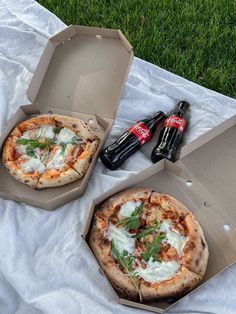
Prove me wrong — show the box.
[0,1,236,313]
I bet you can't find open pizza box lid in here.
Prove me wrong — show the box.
[27,25,133,120]
[82,114,236,312]
[0,25,133,210]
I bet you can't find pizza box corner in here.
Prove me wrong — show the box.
[0,25,133,210]
[81,114,236,313]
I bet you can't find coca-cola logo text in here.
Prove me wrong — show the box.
[163,115,186,132]
[128,122,151,145]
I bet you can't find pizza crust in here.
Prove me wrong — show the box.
[2,127,22,162]
[140,266,202,301]
[73,140,100,177]
[4,161,40,188]
[17,114,56,132]
[182,213,209,277]
[150,192,190,217]
[37,168,81,189]
[148,192,191,237]
[54,114,98,141]
[97,188,153,219]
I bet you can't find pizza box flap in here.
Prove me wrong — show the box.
[179,114,236,229]
[26,25,133,120]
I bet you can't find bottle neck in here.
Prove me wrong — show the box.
[142,111,166,128]
[173,101,189,117]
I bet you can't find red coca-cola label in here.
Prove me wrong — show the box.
[163,115,186,132]
[128,122,151,145]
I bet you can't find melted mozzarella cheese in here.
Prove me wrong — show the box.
[22,129,37,139]
[160,220,187,256]
[34,147,49,161]
[37,126,55,139]
[47,147,66,170]
[57,128,76,143]
[134,259,180,283]
[16,144,27,155]
[118,201,142,219]
[107,224,135,255]
[20,157,45,174]
[22,126,55,140]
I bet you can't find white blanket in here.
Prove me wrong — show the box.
[0,1,236,313]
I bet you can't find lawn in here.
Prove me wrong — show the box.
[38,0,236,98]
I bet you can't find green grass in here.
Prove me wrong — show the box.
[38,0,236,98]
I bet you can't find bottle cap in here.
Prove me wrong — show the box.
[178,100,190,110]
[155,111,166,118]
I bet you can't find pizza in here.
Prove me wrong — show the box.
[2,114,100,189]
[89,188,209,302]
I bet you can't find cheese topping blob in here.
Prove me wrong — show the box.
[57,128,76,143]
[119,201,142,219]
[17,144,27,155]
[37,126,55,139]
[20,157,45,174]
[22,126,55,140]
[134,259,180,283]
[47,147,65,170]
[160,220,187,256]
[22,129,37,139]
[107,224,135,255]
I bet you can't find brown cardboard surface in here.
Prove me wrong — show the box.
[27,25,133,119]
[0,25,133,209]
[82,115,236,312]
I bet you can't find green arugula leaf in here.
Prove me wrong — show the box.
[110,240,142,301]
[141,232,166,262]
[60,142,67,155]
[111,244,134,273]
[131,221,160,239]
[17,138,39,148]
[17,138,54,149]
[16,138,29,145]
[17,137,55,158]
[37,139,54,149]
[26,150,37,158]
[53,127,62,134]
[117,202,144,230]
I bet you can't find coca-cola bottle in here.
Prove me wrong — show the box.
[100,111,166,170]
[151,101,189,163]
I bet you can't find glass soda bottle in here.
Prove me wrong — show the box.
[100,111,166,170]
[151,100,189,163]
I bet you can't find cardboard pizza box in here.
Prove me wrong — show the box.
[82,114,236,313]
[0,25,133,210]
